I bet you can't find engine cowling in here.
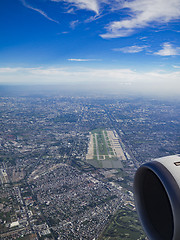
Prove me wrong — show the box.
[134,155,180,240]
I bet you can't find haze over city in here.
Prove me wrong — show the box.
[1,0,180,97]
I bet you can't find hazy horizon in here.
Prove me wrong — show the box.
[0,84,180,101]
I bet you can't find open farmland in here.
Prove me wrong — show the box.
[86,130,126,168]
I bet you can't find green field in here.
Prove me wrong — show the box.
[86,129,123,169]
[92,129,116,160]
[98,207,146,240]
[97,132,109,156]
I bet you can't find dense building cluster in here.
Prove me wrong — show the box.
[0,95,179,239]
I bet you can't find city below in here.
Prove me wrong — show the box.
[0,90,179,240]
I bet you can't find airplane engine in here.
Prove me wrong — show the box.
[134,155,180,240]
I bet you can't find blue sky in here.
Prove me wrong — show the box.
[0,0,180,96]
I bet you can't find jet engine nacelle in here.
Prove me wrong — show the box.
[134,155,180,240]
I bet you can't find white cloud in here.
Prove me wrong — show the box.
[0,67,135,84]
[70,20,79,29]
[51,0,100,14]
[19,0,180,36]
[0,68,21,73]
[20,0,59,23]
[173,65,180,68]
[20,0,180,39]
[154,42,180,56]
[101,0,180,38]
[113,45,147,53]
[68,58,100,61]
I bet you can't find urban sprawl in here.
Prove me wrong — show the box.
[0,95,179,240]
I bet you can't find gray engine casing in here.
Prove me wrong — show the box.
[134,155,180,240]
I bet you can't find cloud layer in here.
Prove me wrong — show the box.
[1,66,180,97]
